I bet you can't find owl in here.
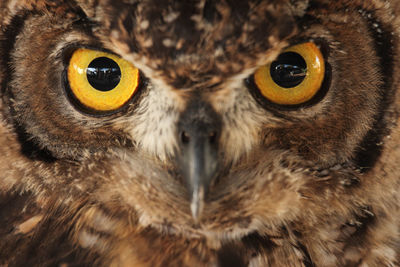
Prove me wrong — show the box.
[0,0,399,266]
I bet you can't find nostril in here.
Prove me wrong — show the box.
[181,131,190,144]
[208,131,217,144]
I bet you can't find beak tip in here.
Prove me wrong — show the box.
[190,186,205,221]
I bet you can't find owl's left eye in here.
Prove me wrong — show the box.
[66,48,140,113]
[253,42,325,106]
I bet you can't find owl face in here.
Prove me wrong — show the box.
[2,0,396,242]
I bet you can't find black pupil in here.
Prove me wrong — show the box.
[270,52,307,88]
[86,57,121,91]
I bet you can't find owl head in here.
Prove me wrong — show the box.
[1,0,399,247]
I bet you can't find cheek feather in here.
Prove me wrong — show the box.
[125,83,183,161]
[208,82,268,163]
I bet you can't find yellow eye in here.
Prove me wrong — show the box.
[254,42,325,105]
[67,48,140,112]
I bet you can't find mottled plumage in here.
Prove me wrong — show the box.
[0,0,399,266]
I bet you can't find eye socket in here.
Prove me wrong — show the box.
[253,42,325,106]
[67,48,140,112]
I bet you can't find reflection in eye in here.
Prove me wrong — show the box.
[86,57,122,92]
[270,52,307,88]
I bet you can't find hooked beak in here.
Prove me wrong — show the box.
[177,101,221,220]
[180,130,218,220]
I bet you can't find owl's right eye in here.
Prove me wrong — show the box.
[66,48,140,113]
